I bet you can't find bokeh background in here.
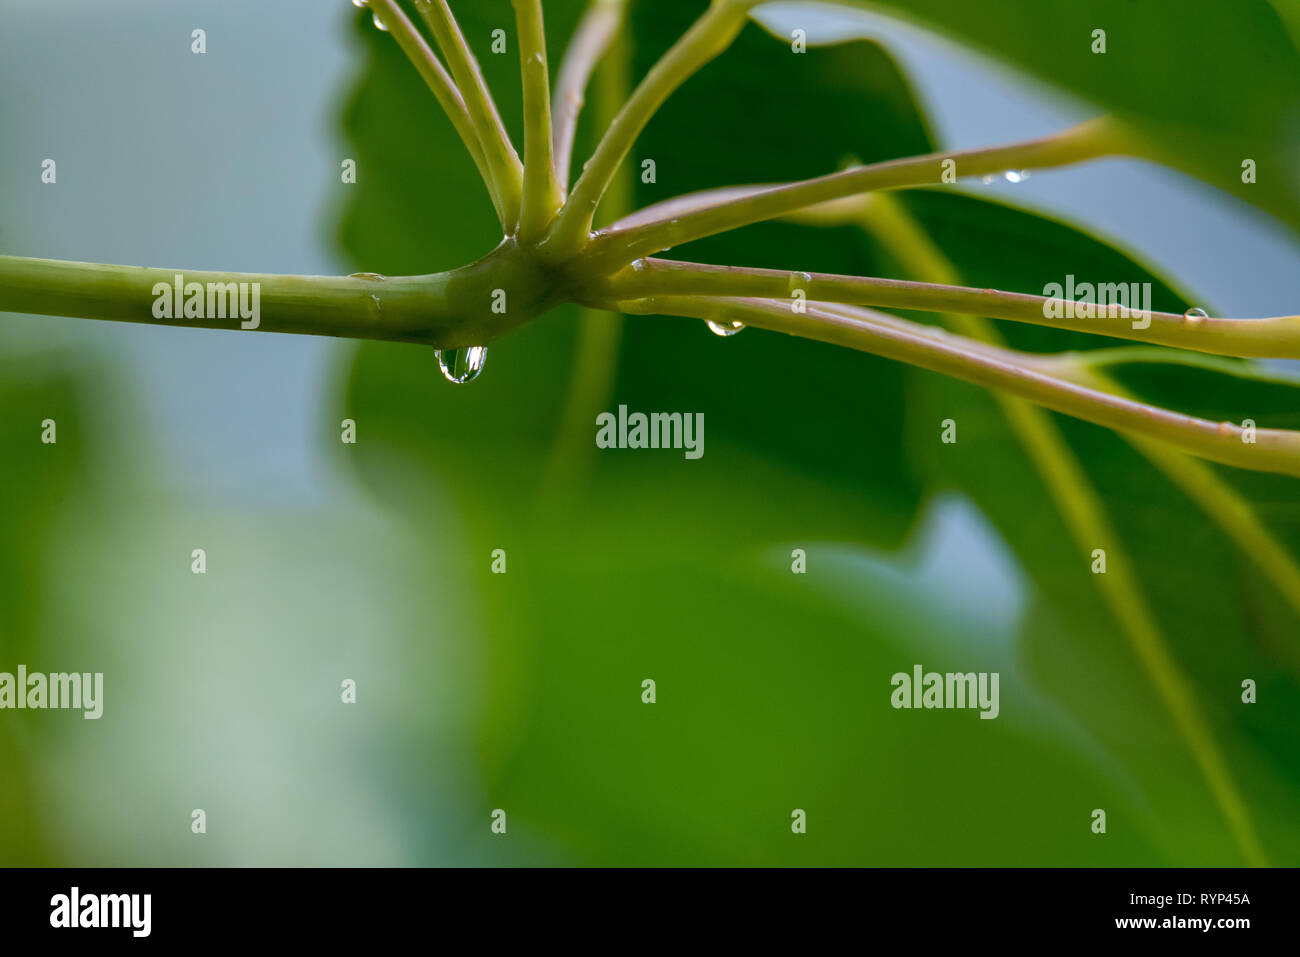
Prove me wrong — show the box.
[2,0,1298,865]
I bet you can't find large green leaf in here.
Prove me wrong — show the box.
[336,0,1300,863]
[820,0,1300,232]
[885,190,1300,863]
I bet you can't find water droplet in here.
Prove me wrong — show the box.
[348,272,386,281]
[630,258,648,272]
[707,320,745,337]
[1183,307,1209,324]
[372,12,388,30]
[981,174,995,185]
[1003,169,1029,183]
[530,52,545,65]
[436,346,488,384]
[788,270,813,292]
[351,0,368,7]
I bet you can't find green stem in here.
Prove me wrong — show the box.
[609,294,1300,478]
[368,0,504,225]
[545,0,755,256]
[551,0,627,194]
[513,0,564,243]
[1052,347,1265,377]
[0,247,549,348]
[586,118,1125,268]
[604,257,1300,359]
[414,0,524,229]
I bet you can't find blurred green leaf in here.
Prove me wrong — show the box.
[0,354,100,864]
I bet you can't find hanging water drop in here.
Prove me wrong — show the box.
[351,0,368,7]
[436,346,488,384]
[1003,169,1029,183]
[707,320,745,337]
[1183,307,1209,324]
[372,12,388,30]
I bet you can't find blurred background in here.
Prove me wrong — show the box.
[1,0,1297,865]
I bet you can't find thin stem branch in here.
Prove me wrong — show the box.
[413,0,524,229]
[1055,347,1278,378]
[551,0,627,194]
[367,0,505,225]
[513,0,564,242]
[585,118,1125,268]
[604,294,1300,478]
[545,0,756,256]
[602,258,1300,359]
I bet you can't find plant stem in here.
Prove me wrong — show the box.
[608,294,1300,478]
[368,0,505,225]
[414,0,524,229]
[513,0,564,243]
[551,0,627,193]
[603,258,1300,359]
[545,0,755,256]
[0,247,549,348]
[1051,346,1271,378]
[586,118,1125,268]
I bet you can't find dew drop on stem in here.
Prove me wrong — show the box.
[436,346,488,384]
[372,13,389,31]
[707,320,745,337]
[1183,307,1209,324]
